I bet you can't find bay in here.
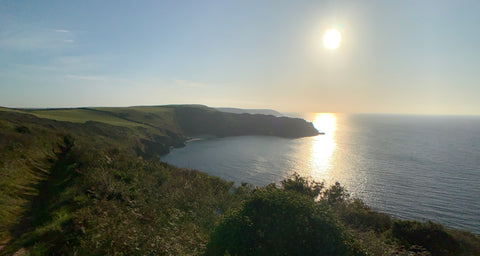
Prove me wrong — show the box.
[160,113,480,233]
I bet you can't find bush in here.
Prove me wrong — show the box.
[323,181,350,204]
[206,187,366,256]
[391,220,459,256]
[333,199,392,233]
[281,173,324,199]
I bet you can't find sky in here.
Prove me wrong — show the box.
[1,0,480,115]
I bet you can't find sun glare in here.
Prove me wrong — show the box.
[323,29,341,49]
[313,113,337,134]
[309,113,337,179]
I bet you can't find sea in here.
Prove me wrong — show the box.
[160,113,480,234]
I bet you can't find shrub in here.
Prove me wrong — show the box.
[333,199,392,233]
[391,220,459,256]
[281,173,324,199]
[323,181,350,204]
[206,187,366,256]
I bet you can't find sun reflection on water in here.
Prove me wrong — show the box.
[309,113,337,180]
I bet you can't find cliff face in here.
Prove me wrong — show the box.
[171,106,319,138]
[0,105,319,158]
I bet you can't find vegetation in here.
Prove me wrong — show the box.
[206,184,366,256]
[0,110,249,255]
[323,185,480,256]
[23,108,147,128]
[1,106,479,255]
[14,104,319,140]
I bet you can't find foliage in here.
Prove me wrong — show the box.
[0,110,250,255]
[333,199,392,233]
[321,183,480,256]
[280,172,324,199]
[206,185,366,256]
[390,220,466,256]
[323,181,350,204]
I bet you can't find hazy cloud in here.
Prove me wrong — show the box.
[54,29,70,33]
[172,79,207,88]
[66,74,107,81]
[0,24,75,51]
[65,74,137,87]
[172,79,236,89]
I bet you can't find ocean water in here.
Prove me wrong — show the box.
[160,113,480,233]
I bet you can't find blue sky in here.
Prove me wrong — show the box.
[1,0,480,114]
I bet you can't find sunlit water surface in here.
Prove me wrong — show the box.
[161,113,480,233]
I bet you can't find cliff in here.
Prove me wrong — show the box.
[170,105,318,138]
[1,105,318,157]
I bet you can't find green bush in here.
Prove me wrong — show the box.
[391,220,459,256]
[206,187,366,256]
[333,199,392,233]
[323,181,350,204]
[281,173,324,199]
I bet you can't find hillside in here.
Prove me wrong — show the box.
[0,110,246,255]
[7,105,317,145]
[0,106,479,255]
[170,105,318,138]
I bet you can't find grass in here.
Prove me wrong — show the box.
[8,106,188,136]
[0,115,62,241]
[0,107,27,114]
[92,106,180,132]
[24,108,145,128]
[1,133,247,255]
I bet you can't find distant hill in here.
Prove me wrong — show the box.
[215,107,283,116]
[171,105,317,138]
[0,104,318,156]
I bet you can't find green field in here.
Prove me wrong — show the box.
[4,105,208,134]
[24,108,147,127]
[92,106,179,131]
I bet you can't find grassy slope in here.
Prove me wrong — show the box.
[91,106,180,133]
[0,110,146,243]
[4,106,182,132]
[24,108,145,128]
[0,114,60,241]
[0,109,248,255]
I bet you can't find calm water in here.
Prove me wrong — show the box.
[161,113,480,233]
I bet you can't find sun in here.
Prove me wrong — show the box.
[323,29,341,49]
